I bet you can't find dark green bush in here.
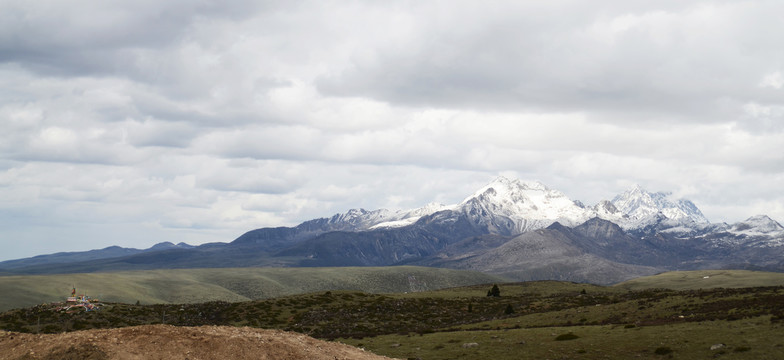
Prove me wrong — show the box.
[555,333,579,341]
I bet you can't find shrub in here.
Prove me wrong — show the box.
[654,346,673,355]
[555,333,579,341]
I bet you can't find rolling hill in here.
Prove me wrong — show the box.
[0,266,506,312]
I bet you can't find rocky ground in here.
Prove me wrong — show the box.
[0,324,398,360]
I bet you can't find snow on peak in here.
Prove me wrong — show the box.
[611,185,709,229]
[459,176,592,232]
[407,202,453,217]
[592,200,623,218]
[324,177,772,237]
[367,202,456,230]
[729,215,784,237]
[462,176,549,201]
[327,208,395,229]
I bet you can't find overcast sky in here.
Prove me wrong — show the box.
[1,0,783,261]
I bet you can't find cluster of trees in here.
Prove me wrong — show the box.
[486,284,514,314]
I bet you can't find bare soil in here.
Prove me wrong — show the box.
[0,325,398,360]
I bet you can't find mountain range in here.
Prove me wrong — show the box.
[2,176,782,284]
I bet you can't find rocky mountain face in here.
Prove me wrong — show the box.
[2,176,782,285]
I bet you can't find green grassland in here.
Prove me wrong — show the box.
[616,269,784,290]
[346,318,782,359]
[2,269,784,359]
[0,266,506,312]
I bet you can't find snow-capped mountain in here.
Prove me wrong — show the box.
[325,177,716,236]
[5,175,784,285]
[369,202,455,229]
[328,203,455,231]
[592,200,628,223]
[301,176,781,250]
[325,208,395,230]
[728,215,784,238]
[318,177,591,235]
[611,185,709,231]
[457,177,594,234]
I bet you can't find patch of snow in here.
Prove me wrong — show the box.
[336,203,457,230]
[369,218,421,229]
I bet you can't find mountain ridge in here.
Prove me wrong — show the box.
[1,176,782,285]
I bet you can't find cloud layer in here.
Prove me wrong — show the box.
[1,0,783,260]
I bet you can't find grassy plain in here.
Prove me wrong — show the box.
[0,266,505,312]
[616,269,784,290]
[346,319,783,360]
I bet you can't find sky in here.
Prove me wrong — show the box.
[1,0,783,261]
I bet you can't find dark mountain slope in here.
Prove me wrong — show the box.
[417,224,661,284]
[0,242,193,271]
[229,216,367,253]
[557,218,696,267]
[275,211,491,267]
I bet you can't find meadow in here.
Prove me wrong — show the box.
[0,266,504,312]
[2,270,784,359]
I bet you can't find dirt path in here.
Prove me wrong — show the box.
[0,325,399,360]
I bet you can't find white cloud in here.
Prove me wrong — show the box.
[759,71,783,89]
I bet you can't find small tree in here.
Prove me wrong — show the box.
[504,304,515,314]
[487,284,501,297]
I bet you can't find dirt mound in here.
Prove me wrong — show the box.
[0,325,398,360]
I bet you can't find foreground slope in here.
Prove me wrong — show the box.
[0,325,395,360]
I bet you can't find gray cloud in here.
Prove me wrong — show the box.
[317,1,784,127]
[0,0,269,75]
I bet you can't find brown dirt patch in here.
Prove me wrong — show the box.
[0,325,398,360]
